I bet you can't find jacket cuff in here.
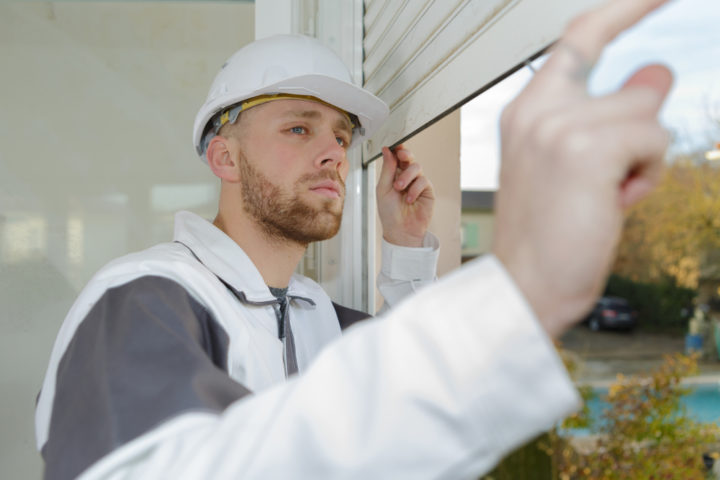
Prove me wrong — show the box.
[381,232,439,281]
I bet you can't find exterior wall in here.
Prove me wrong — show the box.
[375,110,462,310]
[0,3,255,478]
[416,110,463,277]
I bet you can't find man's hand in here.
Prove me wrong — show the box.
[493,0,673,337]
[377,145,435,247]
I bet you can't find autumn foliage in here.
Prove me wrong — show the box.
[549,353,720,480]
[614,161,720,290]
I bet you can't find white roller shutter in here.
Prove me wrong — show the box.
[256,0,606,312]
[362,0,603,164]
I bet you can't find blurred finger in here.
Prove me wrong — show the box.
[599,121,669,188]
[529,0,670,96]
[620,165,664,209]
[621,64,674,104]
[536,81,669,136]
[562,0,669,63]
[616,133,668,208]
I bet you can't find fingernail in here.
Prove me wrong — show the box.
[395,180,404,189]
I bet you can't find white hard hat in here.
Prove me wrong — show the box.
[193,34,389,160]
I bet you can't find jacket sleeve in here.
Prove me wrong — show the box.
[37,276,252,480]
[70,255,580,480]
[376,232,440,314]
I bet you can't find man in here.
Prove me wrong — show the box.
[36,32,438,480]
[36,0,673,478]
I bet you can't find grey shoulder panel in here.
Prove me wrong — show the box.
[42,276,251,480]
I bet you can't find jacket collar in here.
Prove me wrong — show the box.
[172,211,316,305]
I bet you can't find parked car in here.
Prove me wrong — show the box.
[585,296,637,331]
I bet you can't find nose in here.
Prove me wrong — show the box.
[315,130,348,176]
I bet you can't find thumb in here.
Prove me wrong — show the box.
[621,63,674,114]
[616,64,673,208]
[377,146,398,193]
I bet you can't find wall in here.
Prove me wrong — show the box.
[410,110,463,277]
[0,3,255,478]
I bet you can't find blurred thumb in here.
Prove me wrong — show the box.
[621,64,674,114]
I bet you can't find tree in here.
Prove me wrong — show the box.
[613,160,720,290]
[706,93,720,137]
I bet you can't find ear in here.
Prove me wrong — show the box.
[206,135,241,182]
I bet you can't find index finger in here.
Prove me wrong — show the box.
[531,0,670,95]
[392,144,415,169]
[562,0,670,63]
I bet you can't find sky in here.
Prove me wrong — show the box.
[460,0,720,191]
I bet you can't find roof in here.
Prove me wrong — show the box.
[461,190,495,210]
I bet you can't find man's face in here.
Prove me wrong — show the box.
[228,99,352,246]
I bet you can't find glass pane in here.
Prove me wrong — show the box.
[0,2,255,478]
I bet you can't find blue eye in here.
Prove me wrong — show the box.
[290,126,306,134]
[337,135,352,148]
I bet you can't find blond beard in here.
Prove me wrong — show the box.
[238,154,345,246]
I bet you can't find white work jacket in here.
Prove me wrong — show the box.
[35,211,579,480]
[35,211,439,479]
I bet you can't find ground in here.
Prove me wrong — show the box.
[559,325,720,384]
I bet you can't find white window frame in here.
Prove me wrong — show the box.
[361,0,604,162]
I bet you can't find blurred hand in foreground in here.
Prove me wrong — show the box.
[493,0,674,338]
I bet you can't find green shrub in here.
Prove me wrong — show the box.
[481,433,554,480]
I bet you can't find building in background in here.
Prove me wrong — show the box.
[460,190,495,263]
